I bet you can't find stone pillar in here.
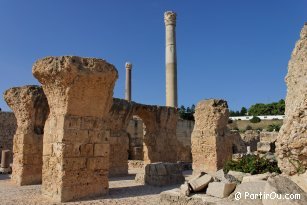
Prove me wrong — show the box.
[191,99,232,175]
[276,24,307,175]
[108,98,134,176]
[1,150,10,168]
[125,62,132,102]
[33,56,118,202]
[164,11,178,108]
[4,86,49,185]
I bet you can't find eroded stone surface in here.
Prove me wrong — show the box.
[0,112,16,164]
[144,162,184,186]
[33,56,118,202]
[263,176,307,205]
[206,182,236,198]
[4,85,49,185]
[276,24,307,175]
[191,99,232,174]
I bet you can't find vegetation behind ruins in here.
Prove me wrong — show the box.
[223,155,281,174]
[230,99,285,116]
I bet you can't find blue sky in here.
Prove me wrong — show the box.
[0,0,306,111]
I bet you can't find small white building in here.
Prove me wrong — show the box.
[229,115,285,121]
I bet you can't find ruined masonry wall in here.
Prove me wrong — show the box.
[191,99,232,174]
[0,112,17,163]
[33,56,118,202]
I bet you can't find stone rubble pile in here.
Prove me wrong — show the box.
[160,169,307,205]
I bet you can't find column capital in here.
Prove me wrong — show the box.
[125,62,132,70]
[164,11,176,26]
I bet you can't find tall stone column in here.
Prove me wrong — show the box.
[4,85,49,185]
[164,11,178,108]
[125,62,132,102]
[33,56,118,202]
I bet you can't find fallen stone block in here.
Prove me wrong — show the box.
[229,181,266,205]
[241,173,273,183]
[189,174,213,192]
[160,188,222,205]
[289,171,307,193]
[180,182,191,196]
[263,176,307,205]
[227,170,251,182]
[215,169,240,184]
[206,182,236,198]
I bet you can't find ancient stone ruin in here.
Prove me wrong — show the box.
[191,99,233,174]
[4,85,49,185]
[276,24,307,175]
[32,56,118,202]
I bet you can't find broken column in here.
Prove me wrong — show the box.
[164,11,178,107]
[191,99,232,174]
[125,62,132,102]
[32,56,118,202]
[4,86,49,185]
[276,24,307,175]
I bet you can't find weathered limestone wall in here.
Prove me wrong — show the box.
[108,98,134,176]
[33,56,118,202]
[240,130,260,152]
[176,119,194,162]
[276,24,307,175]
[127,116,144,160]
[257,131,278,154]
[191,99,232,174]
[108,99,179,175]
[133,104,178,164]
[127,118,194,162]
[0,112,17,163]
[4,86,49,185]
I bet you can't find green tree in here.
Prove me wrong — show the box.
[240,107,247,116]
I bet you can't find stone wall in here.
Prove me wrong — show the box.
[0,112,17,163]
[133,103,178,164]
[191,99,233,174]
[126,116,144,160]
[33,56,118,202]
[276,24,307,175]
[127,118,194,162]
[108,98,134,176]
[4,86,49,185]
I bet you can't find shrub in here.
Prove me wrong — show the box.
[250,116,261,123]
[228,119,233,124]
[246,125,253,130]
[223,155,281,174]
[267,124,281,132]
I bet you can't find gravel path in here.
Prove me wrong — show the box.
[0,169,191,205]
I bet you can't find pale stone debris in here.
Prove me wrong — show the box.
[276,24,307,175]
[3,85,49,185]
[206,182,236,198]
[32,56,118,202]
[191,99,233,174]
[263,176,307,205]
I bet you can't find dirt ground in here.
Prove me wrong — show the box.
[0,169,192,205]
